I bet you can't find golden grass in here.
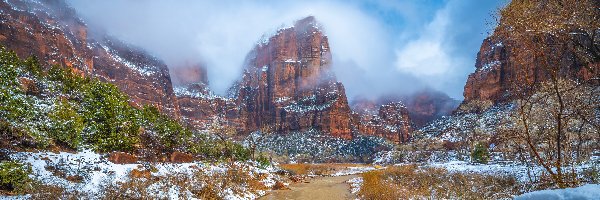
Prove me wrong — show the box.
[359,165,521,200]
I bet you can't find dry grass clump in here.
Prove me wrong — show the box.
[359,165,520,200]
[28,184,81,200]
[102,163,266,200]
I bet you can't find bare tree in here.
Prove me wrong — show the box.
[508,80,598,188]
[208,116,236,142]
[496,0,599,188]
[246,124,275,159]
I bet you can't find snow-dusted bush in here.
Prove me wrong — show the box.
[0,161,33,194]
[187,134,252,162]
[0,47,199,154]
[80,80,140,152]
[471,142,490,164]
[46,99,84,149]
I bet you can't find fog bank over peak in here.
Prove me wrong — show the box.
[67,0,502,100]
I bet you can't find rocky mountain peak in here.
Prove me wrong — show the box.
[234,16,352,138]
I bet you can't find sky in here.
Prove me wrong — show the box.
[67,0,506,100]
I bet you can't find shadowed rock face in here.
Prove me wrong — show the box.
[171,64,236,131]
[0,0,180,118]
[233,16,353,139]
[174,82,245,131]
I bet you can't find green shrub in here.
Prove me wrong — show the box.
[81,80,140,152]
[0,161,33,194]
[0,45,200,155]
[47,65,89,94]
[187,136,252,162]
[138,106,192,151]
[0,91,32,127]
[154,118,192,150]
[47,99,84,149]
[471,142,490,164]
[0,47,21,87]
[256,154,270,168]
[0,48,32,122]
[188,136,223,160]
[230,142,251,161]
[23,56,42,77]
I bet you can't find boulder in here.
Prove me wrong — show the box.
[108,152,138,164]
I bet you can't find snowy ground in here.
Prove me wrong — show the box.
[5,150,281,200]
[331,166,379,177]
[429,161,539,182]
[429,160,598,183]
[515,184,600,200]
[373,149,599,184]
[347,177,363,194]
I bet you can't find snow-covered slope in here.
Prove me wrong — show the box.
[6,150,283,199]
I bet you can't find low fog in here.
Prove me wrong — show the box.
[67,0,503,100]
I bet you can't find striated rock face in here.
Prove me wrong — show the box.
[463,37,509,103]
[352,100,412,143]
[174,82,244,131]
[0,0,92,73]
[0,0,180,117]
[464,35,598,103]
[91,38,180,117]
[233,16,353,139]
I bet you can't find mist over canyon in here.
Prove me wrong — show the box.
[66,0,503,101]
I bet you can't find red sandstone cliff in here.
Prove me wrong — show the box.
[0,0,180,117]
[463,1,599,103]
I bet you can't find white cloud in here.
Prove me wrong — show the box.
[68,0,395,96]
[395,3,453,76]
[396,40,450,76]
[392,1,498,99]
